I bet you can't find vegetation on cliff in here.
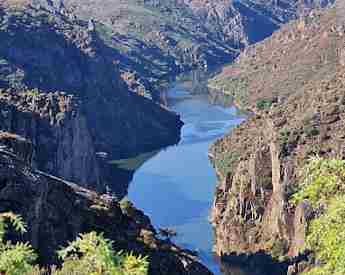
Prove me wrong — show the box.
[0,140,211,275]
[209,3,345,273]
[0,213,37,274]
[30,0,332,98]
[0,212,149,275]
[292,158,345,275]
[0,0,184,196]
[208,5,338,110]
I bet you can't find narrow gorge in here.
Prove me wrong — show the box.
[0,0,343,274]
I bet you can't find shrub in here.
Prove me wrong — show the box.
[256,99,274,110]
[0,213,149,275]
[304,125,320,137]
[56,232,148,275]
[305,196,345,275]
[0,213,38,275]
[291,158,345,207]
[24,89,40,98]
[271,238,289,260]
[291,158,345,274]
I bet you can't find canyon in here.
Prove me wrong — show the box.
[0,0,341,274]
[0,1,183,196]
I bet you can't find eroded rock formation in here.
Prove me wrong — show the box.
[0,3,183,196]
[0,133,212,275]
[209,4,345,272]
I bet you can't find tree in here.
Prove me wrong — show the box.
[0,213,38,275]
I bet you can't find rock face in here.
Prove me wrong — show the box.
[184,0,330,47]
[0,90,105,192]
[0,134,212,275]
[0,3,183,196]
[43,0,334,99]
[209,3,345,268]
[209,5,339,110]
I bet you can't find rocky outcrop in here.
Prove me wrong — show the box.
[0,89,106,192]
[208,5,338,110]
[0,3,183,196]
[40,0,334,99]
[185,0,318,47]
[209,3,345,270]
[0,133,212,275]
[210,68,345,257]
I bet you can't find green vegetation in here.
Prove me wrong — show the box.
[270,238,289,260]
[0,212,149,275]
[214,152,240,179]
[292,158,345,274]
[256,98,274,110]
[0,213,37,275]
[24,89,41,98]
[120,198,136,217]
[279,128,292,157]
[292,158,345,207]
[279,129,290,145]
[110,150,159,171]
[208,76,249,108]
[56,232,148,275]
[303,125,320,138]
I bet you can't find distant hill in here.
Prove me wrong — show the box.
[45,0,334,98]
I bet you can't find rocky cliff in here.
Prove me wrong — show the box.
[209,3,344,273]
[47,0,334,99]
[0,132,211,275]
[185,0,332,46]
[209,4,338,110]
[0,2,183,196]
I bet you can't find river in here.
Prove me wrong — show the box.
[126,76,250,274]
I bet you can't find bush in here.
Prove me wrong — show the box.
[0,213,149,275]
[304,125,320,137]
[56,232,148,275]
[291,158,345,207]
[0,213,38,275]
[271,239,289,260]
[291,158,345,274]
[24,89,40,98]
[256,99,274,110]
[305,196,345,275]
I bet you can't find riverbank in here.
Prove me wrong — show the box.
[127,79,247,274]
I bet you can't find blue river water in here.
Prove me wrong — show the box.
[128,81,246,274]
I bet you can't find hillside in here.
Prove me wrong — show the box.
[46,0,333,99]
[209,3,345,273]
[0,132,211,275]
[209,5,338,110]
[0,1,185,196]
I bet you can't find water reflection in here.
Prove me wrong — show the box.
[128,72,250,275]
